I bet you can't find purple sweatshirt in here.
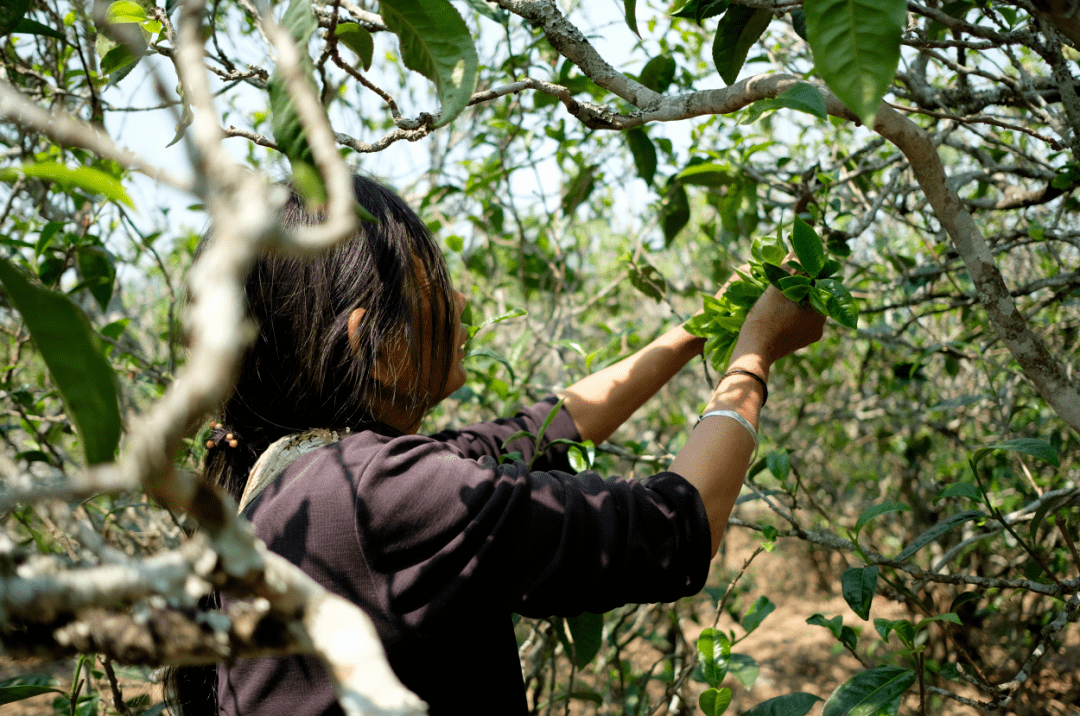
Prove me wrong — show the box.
[218,399,711,715]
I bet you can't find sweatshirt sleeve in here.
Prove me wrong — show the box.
[427,397,580,472]
[348,429,712,618]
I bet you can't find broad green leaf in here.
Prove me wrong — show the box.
[673,0,729,23]
[629,263,666,302]
[782,285,810,302]
[567,440,595,472]
[740,83,828,124]
[0,163,133,207]
[766,449,790,481]
[0,258,121,464]
[696,628,731,687]
[676,163,732,186]
[895,510,984,563]
[625,128,657,186]
[762,261,789,288]
[501,430,534,449]
[34,222,63,257]
[803,0,906,126]
[465,347,516,384]
[778,275,811,290]
[818,258,842,278]
[0,0,31,36]
[760,243,787,266]
[0,684,69,704]
[335,23,374,71]
[537,396,567,444]
[816,277,859,328]
[13,18,66,40]
[949,591,982,613]
[740,692,821,716]
[75,245,116,311]
[791,217,825,277]
[821,666,915,716]
[973,438,1060,468]
[105,0,147,24]
[807,613,857,650]
[855,502,910,535]
[935,482,982,503]
[478,307,528,328]
[269,0,319,177]
[712,6,772,85]
[562,164,598,216]
[773,82,828,120]
[1029,493,1068,542]
[462,0,509,25]
[841,565,878,620]
[661,182,690,245]
[699,687,732,716]
[729,653,760,690]
[639,55,677,93]
[380,0,479,127]
[566,611,603,668]
[624,0,640,37]
[741,595,775,634]
[874,618,914,647]
[100,43,139,77]
[916,613,961,629]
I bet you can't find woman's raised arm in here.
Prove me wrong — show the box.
[561,286,825,554]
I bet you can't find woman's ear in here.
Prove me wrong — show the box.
[348,307,366,354]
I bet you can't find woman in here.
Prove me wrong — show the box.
[175,175,824,715]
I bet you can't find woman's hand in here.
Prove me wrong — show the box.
[735,285,826,367]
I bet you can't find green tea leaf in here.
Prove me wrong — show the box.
[740,692,821,716]
[766,449,790,481]
[661,182,690,245]
[0,0,31,36]
[803,0,906,126]
[639,55,677,93]
[729,653,759,691]
[466,347,516,384]
[269,0,319,178]
[741,595,775,634]
[874,618,914,647]
[334,23,374,71]
[712,6,772,85]
[566,611,604,668]
[841,565,878,620]
[855,502,910,535]
[380,0,479,127]
[973,438,1059,468]
[0,258,121,464]
[699,687,732,716]
[816,277,858,328]
[624,0,640,37]
[740,82,828,124]
[0,163,133,207]
[896,510,984,563]
[791,216,825,277]
[821,665,915,716]
[0,684,69,705]
[75,245,116,311]
[13,17,66,40]
[625,128,657,186]
[696,628,731,687]
[935,483,982,503]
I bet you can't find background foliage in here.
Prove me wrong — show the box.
[1,0,1078,714]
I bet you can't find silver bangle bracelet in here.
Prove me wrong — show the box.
[696,409,759,465]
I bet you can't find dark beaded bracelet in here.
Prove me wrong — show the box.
[720,369,768,406]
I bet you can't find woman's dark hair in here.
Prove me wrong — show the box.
[167,174,456,715]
